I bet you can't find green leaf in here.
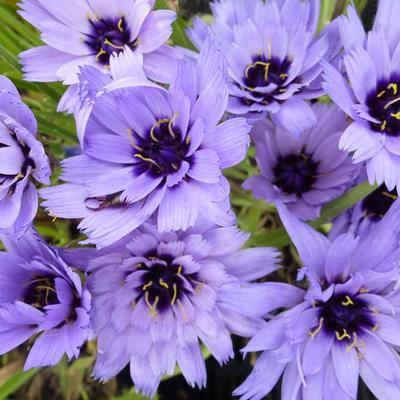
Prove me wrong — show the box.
[250,181,378,248]
[0,368,38,400]
[318,0,336,30]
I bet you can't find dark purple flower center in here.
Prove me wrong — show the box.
[241,55,291,107]
[134,253,202,316]
[367,79,400,136]
[361,184,398,221]
[85,17,136,65]
[132,117,190,177]
[273,152,319,196]
[23,276,59,312]
[23,275,80,324]
[310,293,376,347]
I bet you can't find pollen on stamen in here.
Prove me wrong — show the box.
[341,295,354,306]
[335,329,351,341]
[308,317,324,337]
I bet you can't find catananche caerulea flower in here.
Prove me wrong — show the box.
[235,202,400,400]
[243,104,359,220]
[323,2,400,191]
[330,182,399,239]
[0,228,91,369]
[18,0,180,112]
[0,75,50,235]
[40,39,251,248]
[187,0,338,138]
[87,219,302,397]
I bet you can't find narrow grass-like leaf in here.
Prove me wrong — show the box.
[250,181,378,247]
[0,368,38,400]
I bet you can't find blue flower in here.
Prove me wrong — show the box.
[188,0,338,138]
[87,219,290,397]
[0,76,50,235]
[323,2,400,191]
[40,39,251,248]
[235,202,400,400]
[19,0,181,112]
[0,228,91,369]
[243,104,359,220]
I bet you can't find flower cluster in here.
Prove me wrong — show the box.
[0,0,400,399]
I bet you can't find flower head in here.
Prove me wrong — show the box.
[0,228,91,369]
[235,202,400,400]
[323,2,400,191]
[40,40,251,248]
[87,219,295,397]
[188,0,337,137]
[244,104,359,220]
[18,0,180,111]
[331,182,399,239]
[0,75,50,235]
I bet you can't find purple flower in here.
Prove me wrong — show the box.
[243,104,359,220]
[323,2,400,191]
[0,228,91,369]
[235,202,400,400]
[40,40,251,248]
[18,0,181,112]
[0,75,50,235]
[87,219,298,397]
[188,0,337,137]
[331,182,399,239]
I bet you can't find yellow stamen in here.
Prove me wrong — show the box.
[384,97,400,109]
[168,113,180,139]
[370,306,380,315]
[377,90,386,98]
[346,332,358,352]
[117,18,124,33]
[372,323,380,332]
[104,38,125,50]
[134,154,162,169]
[308,317,324,338]
[95,48,107,61]
[279,73,288,80]
[391,111,400,120]
[185,135,191,145]
[245,61,270,81]
[335,329,351,341]
[341,295,354,306]
[177,265,183,275]
[388,83,398,95]
[150,118,170,142]
[142,281,153,291]
[145,291,159,318]
[159,278,169,289]
[358,288,369,294]
[380,120,387,131]
[127,128,143,151]
[171,283,178,305]
[382,191,398,200]
[51,216,58,223]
